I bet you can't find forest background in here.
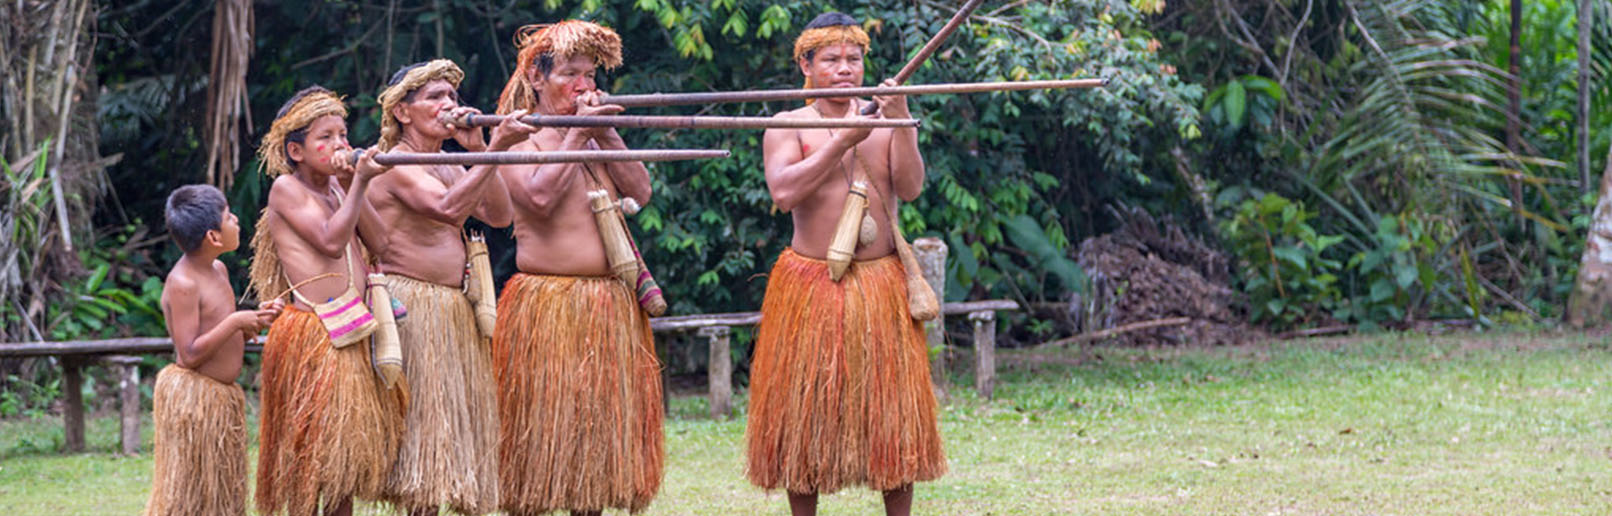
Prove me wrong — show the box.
[4,0,1610,413]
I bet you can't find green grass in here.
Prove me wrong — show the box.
[3,332,1612,514]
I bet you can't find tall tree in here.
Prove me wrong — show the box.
[1508,0,1525,223]
[0,0,106,341]
[1580,0,1592,193]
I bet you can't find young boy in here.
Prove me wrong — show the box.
[249,85,405,516]
[146,184,282,516]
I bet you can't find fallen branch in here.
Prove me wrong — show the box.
[1276,324,1352,340]
[1035,317,1193,348]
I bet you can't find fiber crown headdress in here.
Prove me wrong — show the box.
[257,86,347,178]
[377,59,466,151]
[793,12,870,62]
[497,21,624,114]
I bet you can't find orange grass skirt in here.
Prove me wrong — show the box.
[256,307,407,516]
[382,274,500,514]
[746,249,946,494]
[143,365,246,516]
[493,273,664,515]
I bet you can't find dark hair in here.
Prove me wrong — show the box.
[805,12,857,30]
[801,12,861,61]
[164,184,228,253]
[275,85,336,166]
[388,61,461,104]
[535,54,555,77]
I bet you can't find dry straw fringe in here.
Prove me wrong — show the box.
[746,249,946,494]
[247,209,288,304]
[382,274,500,515]
[493,273,663,515]
[256,307,407,516]
[497,21,623,115]
[142,365,246,516]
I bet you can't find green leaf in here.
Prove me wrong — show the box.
[1272,246,1307,271]
[1224,80,1247,128]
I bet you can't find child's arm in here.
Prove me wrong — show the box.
[161,275,274,369]
[268,166,381,259]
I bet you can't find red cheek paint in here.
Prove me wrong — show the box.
[802,143,812,154]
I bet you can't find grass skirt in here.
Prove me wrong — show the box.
[382,274,500,514]
[143,365,246,516]
[256,307,407,516]
[746,249,946,494]
[492,273,664,515]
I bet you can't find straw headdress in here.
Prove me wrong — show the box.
[257,86,347,178]
[377,59,465,151]
[497,21,623,114]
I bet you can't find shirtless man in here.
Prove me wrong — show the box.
[746,12,946,516]
[250,85,405,516]
[145,184,279,516]
[489,21,663,516]
[365,59,534,516]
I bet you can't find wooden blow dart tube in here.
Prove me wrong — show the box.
[335,148,730,166]
[597,78,1108,108]
[441,112,921,130]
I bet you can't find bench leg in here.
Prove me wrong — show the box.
[700,326,732,419]
[970,311,997,399]
[62,358,85,453]
[114,358,141,455]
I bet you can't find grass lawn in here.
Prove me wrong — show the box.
[3,331,1611,514]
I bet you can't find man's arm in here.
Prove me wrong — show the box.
[764,114,873,212]
[382,164,505,226]
[268,175,370,258]
[589,129,652,206]
[465,117,530,227]
[505,131,596,218]
[875,80,925,201]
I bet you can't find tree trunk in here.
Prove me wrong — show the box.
[1508,0,1525,226]
[1566,142,1612,327]
[0,0,105,342]
[203,0,254,190]
[1579,0,1592,193]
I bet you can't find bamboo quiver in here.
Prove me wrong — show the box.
[589,190,640,288]
[367,273,404,387]
[827,180,870,281]
[464,232,498,338]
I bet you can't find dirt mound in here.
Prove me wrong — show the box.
[1071,207,1261,346]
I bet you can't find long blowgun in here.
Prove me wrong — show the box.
[441,112,920,130]
[335,148,730,166]
[599,78,1107,109]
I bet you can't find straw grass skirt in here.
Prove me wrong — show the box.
[382,274,500,514]
[746,249,946,495]
[143,365,246,516]
[256,307,406,516]
[493,273,664,515]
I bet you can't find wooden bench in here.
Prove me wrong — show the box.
[2,297,1020,454]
